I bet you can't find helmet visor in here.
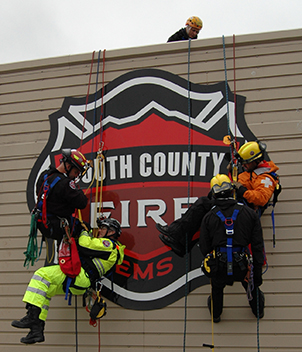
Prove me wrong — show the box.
[212,181,232,194]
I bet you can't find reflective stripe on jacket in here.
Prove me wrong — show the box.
[78,230,125,278]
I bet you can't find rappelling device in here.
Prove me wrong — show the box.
[84,281,107,326]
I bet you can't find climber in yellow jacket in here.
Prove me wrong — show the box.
[11,218,125,344]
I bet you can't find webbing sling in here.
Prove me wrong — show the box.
[215,208,240,275]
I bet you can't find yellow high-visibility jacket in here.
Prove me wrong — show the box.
[78,230,125,278]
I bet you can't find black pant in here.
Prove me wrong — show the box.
[211,268,264,318]
[167,196,213,245]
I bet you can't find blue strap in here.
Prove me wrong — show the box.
[37,175,62,211]
[47,176,61,193]
[218,246,242,253]
[216,208,240,275]
[65,277,73,306]
[271,207,276,248]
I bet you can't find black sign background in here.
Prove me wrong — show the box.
[27,69,257,310]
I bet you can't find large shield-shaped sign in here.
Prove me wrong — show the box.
[27,68,256,310]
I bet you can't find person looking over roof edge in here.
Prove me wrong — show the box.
[167,16,203,42]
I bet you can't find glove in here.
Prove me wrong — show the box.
[233,181,243,189]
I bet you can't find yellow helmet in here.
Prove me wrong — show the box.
[210,174,234,197]
[186,16,203,30]
[237,141,266,164]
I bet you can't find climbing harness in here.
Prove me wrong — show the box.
[215,206,240,275]
[37,174,62,229]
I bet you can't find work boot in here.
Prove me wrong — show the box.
[250,288,265,319]
[156,223,170,237]
[11,304,41,329]
[20,320,45,344]
[158,233,185,257]
[156,223,186,257]
[207,296,221,323]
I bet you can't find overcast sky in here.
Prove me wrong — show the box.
[1,0,301,65]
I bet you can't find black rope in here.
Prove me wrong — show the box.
[183,37,192,352]
[257,288,260,352]
[75,295,78,352]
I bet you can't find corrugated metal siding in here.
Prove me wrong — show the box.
[1,28,302,351]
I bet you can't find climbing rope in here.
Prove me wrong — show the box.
[77,49,107,351]
[23,213,39,268]
[232,34,237,137]
[92,143,105,237]
[182,38,192,352]
[75,295,79,352]
[80,51,95,149]
[222,36,231,149]
[210,287,215,351]
[256,288,260,352]
[222,35,238,182]
[224,35,262,352]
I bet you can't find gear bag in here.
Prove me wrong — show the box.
[84,282,107,326]
[59,236,81,278]
[201,250,217,278]
[59,224,82,304]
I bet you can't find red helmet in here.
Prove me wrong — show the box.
[61,148,89,177]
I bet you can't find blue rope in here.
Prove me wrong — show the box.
[183,38,192,352]
[88,50,102,219]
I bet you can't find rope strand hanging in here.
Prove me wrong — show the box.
[182,37,192,352]
[222,35,238,183]
[80,51,96,150]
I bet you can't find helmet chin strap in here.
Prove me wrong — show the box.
[186,25,191,35]
[63,161,71,177]
[104,229,117,240]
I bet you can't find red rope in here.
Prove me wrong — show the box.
[98,319,101,352]
[80,51,96,149]
[232,34,237,146]
[100,49,106,137]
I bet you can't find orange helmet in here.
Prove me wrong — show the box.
[186,16,203,30]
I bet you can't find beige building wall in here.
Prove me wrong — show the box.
[0,29,302,351]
